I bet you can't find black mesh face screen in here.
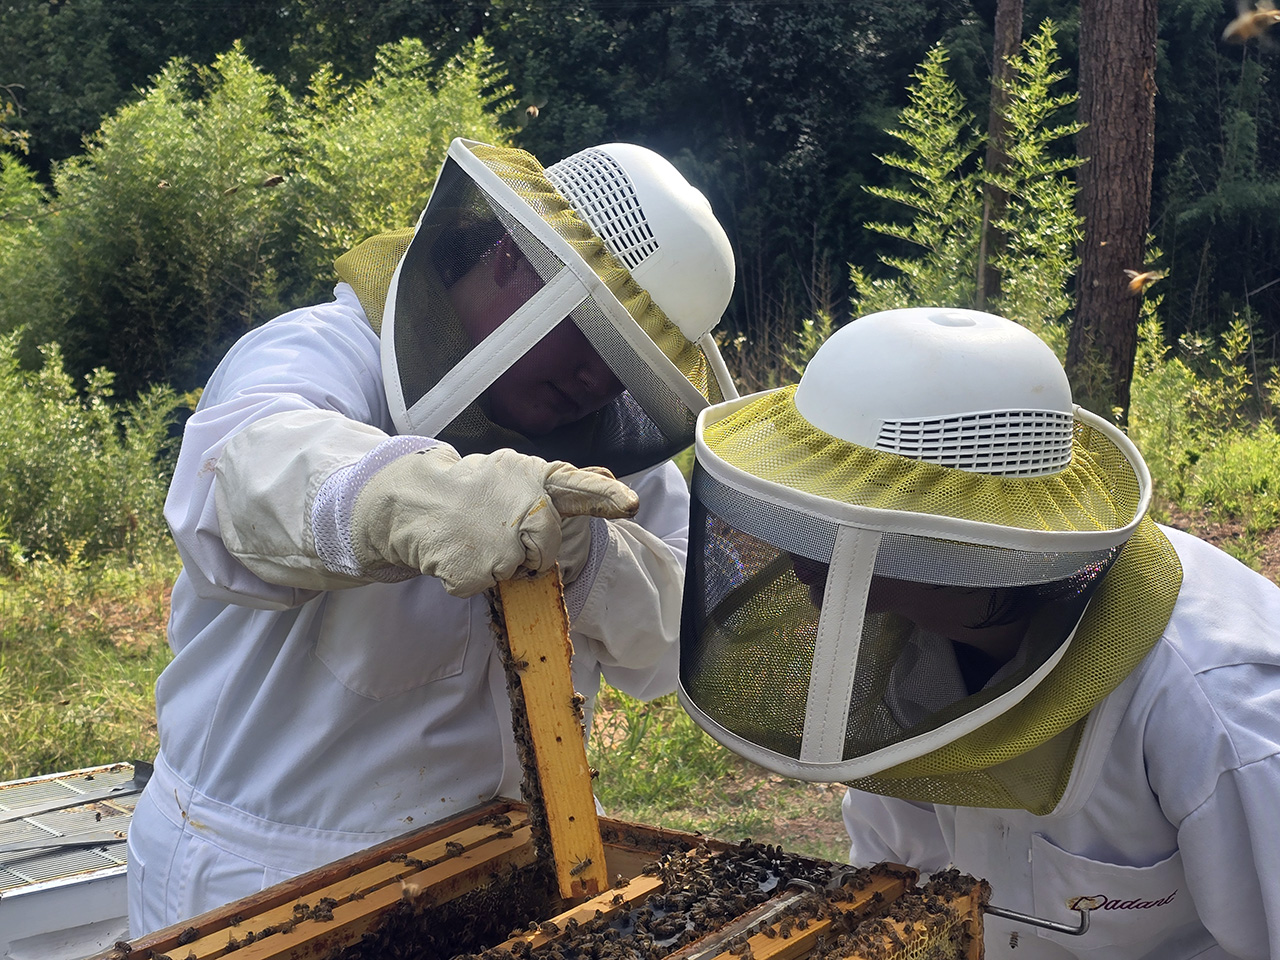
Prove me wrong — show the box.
[387,157,705,475]
[682,464,1122,769]
[681,497,821,760]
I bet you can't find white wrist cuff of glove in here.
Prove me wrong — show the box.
[312,436,441,580]
[563,517,610,621]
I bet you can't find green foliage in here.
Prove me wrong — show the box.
[1184,313,1254,434]
[288,37,514,303]
[2,46,295,395]
[1152,4,1280,341]
[1130,309,1280,552]
[850,22,1083,354]
[589,689,734,812]
[588,688,850,862]
[987,21,1084,351]
[484,0,975,363]
[781,311,838,386]
[1183,425,1280,534]
[1128,311,1198,503]
[0,38,511,398]
[0,151,45,264]
[0,546,177,778]
[1,83,28,154]
[0,335,179,569]
[850,44,981,315]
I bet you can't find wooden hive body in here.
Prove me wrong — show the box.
[92,805,987,960]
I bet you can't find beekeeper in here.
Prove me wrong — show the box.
[678,307,1280,960]
[127,139,737,933]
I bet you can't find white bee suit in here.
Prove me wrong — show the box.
[842,527,1280,960]
[127,283,687,934]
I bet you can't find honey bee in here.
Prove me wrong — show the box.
[1223,0,1280,41]
[517,94,548,129]
[1009,930,1021,949]
[1124,268,1166,295]
[445,840,466,857]
[569,856,594,876]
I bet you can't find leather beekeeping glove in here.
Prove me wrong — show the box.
[349,446,638,598]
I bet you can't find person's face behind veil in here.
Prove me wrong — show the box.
[448,234,625,438]
[788,553,1029,662]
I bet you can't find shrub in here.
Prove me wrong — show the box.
[0,38,512,399]
[287,37,514,303]
[0,335,179,569]
[1184,424,1280,533]
[848,22,1082,357]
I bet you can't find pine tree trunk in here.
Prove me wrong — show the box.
[976,0,1023,310]
[1067,0,1158,424]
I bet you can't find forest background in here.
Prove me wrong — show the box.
[2,0,1280,860]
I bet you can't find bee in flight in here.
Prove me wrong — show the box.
[1223,0,1280,42]
[1124,268,1167,295]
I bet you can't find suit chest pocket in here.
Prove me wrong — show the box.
[1028,833,1207,958]
[315,580,472,700]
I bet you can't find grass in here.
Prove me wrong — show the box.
[0,541,177,780]
[0,535,851,862]
[589,687,853,862]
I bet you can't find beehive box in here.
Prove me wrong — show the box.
[92,801,988,960]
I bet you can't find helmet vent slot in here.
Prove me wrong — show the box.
[546,148,660,271]
[876,410,1075,477]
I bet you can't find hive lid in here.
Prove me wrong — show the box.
[0,762,145,893]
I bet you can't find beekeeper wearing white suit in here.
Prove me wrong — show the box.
[127,139,738,933]
[678,308,1280,959]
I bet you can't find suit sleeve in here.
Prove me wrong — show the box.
[566,460,688,697]
[165,298,392,609]
[841,788,953,873]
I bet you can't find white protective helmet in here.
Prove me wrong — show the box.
[793,307,1076,474]
[678,308,1162,794]
[375,138,738,476]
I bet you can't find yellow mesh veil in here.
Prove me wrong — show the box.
[335,228,414,335]
[845,516,1181,812]
[702,386,1141,536]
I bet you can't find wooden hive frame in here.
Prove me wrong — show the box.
[92,808,987,960]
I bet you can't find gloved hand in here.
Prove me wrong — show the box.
[349,446,638,597]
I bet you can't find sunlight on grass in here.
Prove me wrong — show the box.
[589,687,852,863]
[0,541,177,780]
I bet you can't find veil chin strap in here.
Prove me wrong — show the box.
[334,228,416,335]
